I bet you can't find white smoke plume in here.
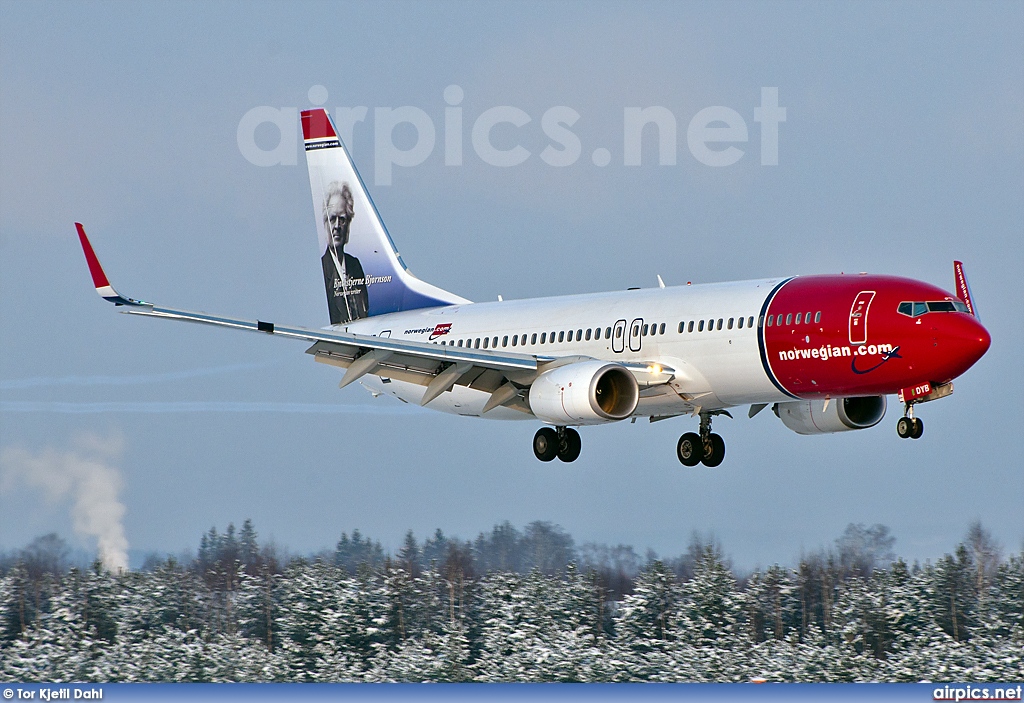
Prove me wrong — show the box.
[0,432,129,571]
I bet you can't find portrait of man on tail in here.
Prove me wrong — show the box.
[321,181,369,324]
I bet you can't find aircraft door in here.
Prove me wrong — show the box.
[628,318,643,353]
[848,291,875,345]
[611,319,626,353]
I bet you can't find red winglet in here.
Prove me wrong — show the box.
[76,222,111,289]
[953,260,977,318]
[301,109,337,141]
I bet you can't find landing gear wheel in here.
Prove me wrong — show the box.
[910,417,924,439]
[701,433,726,467]
[533,427,558,462]
[677,433,704,466]
[557,428,581,463]
[897,416,914,439]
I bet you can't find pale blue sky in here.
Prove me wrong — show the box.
[1,1,1022,567]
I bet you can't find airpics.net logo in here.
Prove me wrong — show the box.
[237,85,786,186]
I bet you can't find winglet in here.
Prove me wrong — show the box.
[75,223,148,306]
[953,260,979,320]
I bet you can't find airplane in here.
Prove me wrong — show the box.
[75,108,991,466]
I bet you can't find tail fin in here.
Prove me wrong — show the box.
[301,108,467,326]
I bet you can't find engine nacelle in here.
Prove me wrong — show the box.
[776,396,887,435]
[529,361,639,425]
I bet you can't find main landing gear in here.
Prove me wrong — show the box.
[533,426,582,463]
[677,412,727,467]
[896,403,924,440]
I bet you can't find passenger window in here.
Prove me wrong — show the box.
[531,333,537,344]
[806,312,811,323]
[737,317,743,329]
[615,327,622,339]
[678,321,684,333]
[585,329,592,341]
[698,320,705,332]
[717,319,723,331]
[457,340,463,347]
[785,313,792,325]
[576,329,583,341]
[728,318,734,330]
[814,311,821,323]
[795,313,801,324]
[766,316,773,327]
[493,337,498,348]
[483,337,489,349]
[558,331,565,343]
[605,327,612,338]
[688,321,694,333]
[511,335,517,346]
[748,316,754,328]
[502,336,508,347]
[642,324,649,336]
[540,332,546,344]
[659,323,665,334]
[475,338,481,348]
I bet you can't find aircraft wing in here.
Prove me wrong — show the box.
[76,224,540,409]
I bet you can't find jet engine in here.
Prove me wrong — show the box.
[775,396,887,435]
[529,361,639,425]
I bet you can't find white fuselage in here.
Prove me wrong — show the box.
[343,278,792,421]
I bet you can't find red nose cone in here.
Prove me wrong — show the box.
[937,314,991,379]
[975,320,992,359]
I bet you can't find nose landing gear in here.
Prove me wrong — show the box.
[896,403,924,439]
[533,426,582,462]
[677,411,727,467]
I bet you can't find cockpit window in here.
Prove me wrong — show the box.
[898,300,969,317]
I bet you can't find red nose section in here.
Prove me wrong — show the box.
[968,318,992,364]
[935,314,991,380]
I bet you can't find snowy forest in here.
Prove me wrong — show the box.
[1,520,1021,682]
